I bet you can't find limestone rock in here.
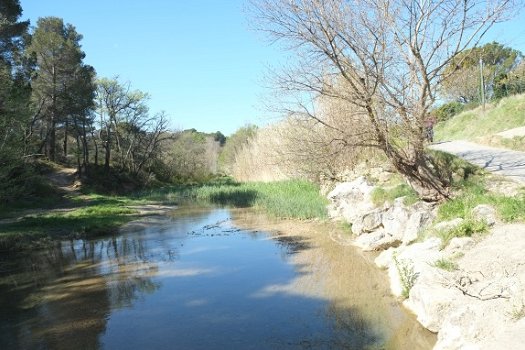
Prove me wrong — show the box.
[471,204,497,226]
[353,230,400,251]
[352,209,383,235]
[403,205,436,245]
[382,198,410,240]
[433,218,464,233]
[327,176,377,222]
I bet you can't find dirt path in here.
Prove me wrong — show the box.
[430,140,525,182]
[47,167,80,193]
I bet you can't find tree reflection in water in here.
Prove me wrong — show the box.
[0,207,436,350]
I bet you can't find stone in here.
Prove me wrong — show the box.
[351,209,383,235]
[326,176,377,222]
[471,204,497,226]
[433,218,464,233]
[403,207,435,245]
[443,237,475,258]
[381,198,410,240]
[353,230,400,251]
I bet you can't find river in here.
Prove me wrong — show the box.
[0,206,435,349]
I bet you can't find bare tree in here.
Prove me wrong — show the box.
[250,0,519,200]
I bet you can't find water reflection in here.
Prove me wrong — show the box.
[0,207,435,349]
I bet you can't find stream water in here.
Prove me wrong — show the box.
[0,207,436,349]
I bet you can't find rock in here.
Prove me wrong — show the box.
[403,205,436,245]
[327,176,377,222]
[405,275,464,333]
[382,198,410,240]
[471,204,497,226]
[433,218,464,233]
[353,230,400,251]
[375,248,395,269]
[443,237,475,258]
[379,238,443,297]
[352,209,383,235]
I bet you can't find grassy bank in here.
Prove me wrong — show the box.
[0,179,327,251]
[140,179,328,220]
[0,195,142,251]
[435,93,525,142]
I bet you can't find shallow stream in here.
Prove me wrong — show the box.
[0,207,435,349]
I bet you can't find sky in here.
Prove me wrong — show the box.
[19,1,525,136]
[20,0,284,135]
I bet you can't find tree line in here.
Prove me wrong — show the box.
[0,1,232,199]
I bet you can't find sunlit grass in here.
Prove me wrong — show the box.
[142,179,328,220]
[435,93,525,141]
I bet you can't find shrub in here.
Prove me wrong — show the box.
[433,101,465,122]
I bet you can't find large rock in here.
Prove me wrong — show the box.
[353,229,401,251]
[471,204,497,226]
[351,209,383,235]
[327,176,377,222]
[381,198,410,240]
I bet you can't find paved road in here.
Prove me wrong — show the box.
[430,140,525,183]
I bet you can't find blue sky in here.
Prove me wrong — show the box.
[20,0,284,135]
[19,1,525,135]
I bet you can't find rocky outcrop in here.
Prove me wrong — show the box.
[327,171,525,350]
[327,176,377,223]
[327,178,436,251]
[375,225,525,350]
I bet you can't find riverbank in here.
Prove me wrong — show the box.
[0,178,327,251]
[325,165,525,349]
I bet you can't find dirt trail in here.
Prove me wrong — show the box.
[430,140,525,182]
[47,167,80,193]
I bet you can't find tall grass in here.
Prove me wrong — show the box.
[143,179,328,220]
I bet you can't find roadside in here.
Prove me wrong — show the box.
[431,140,525,182]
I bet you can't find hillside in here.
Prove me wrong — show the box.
[435,93,525,142]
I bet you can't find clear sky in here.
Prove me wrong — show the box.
[19,1,525,136]
[20,0,284,135]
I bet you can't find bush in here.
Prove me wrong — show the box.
[433,101,465,122]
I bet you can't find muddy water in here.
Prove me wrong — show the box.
[0,207,435,349]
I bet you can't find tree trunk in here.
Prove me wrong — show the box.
[389,147,450,201]
[63,117,69,157]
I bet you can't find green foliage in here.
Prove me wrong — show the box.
[371,183,418,207]
[437,175,525,223]
[0,195,139,251]
[145,179,328,220]
[442,42,522,103]
[432,101,465,122]
[218,125,258,174]
[435,219,488,247]
[0,159,60,213]
[432,258,459,271]
[435,93,525,141]
[427,150,481,186]
[393,253,418,299]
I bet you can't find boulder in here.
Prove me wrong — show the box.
[471,204,497,226]
[381,198,410,240]
[433,218,464,233]
[353,230,400,251]
[443,237,476,258]
[327,176,377,222]
[403,208,435,245]
[352,209,383,235]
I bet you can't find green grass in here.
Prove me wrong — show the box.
[0,195,142,251]
[435,219,488,247]
[435,93,525,141]
[371,183,419,207]
[432,258,459,271]
[437,177,525,222]
[143,179,328,220]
